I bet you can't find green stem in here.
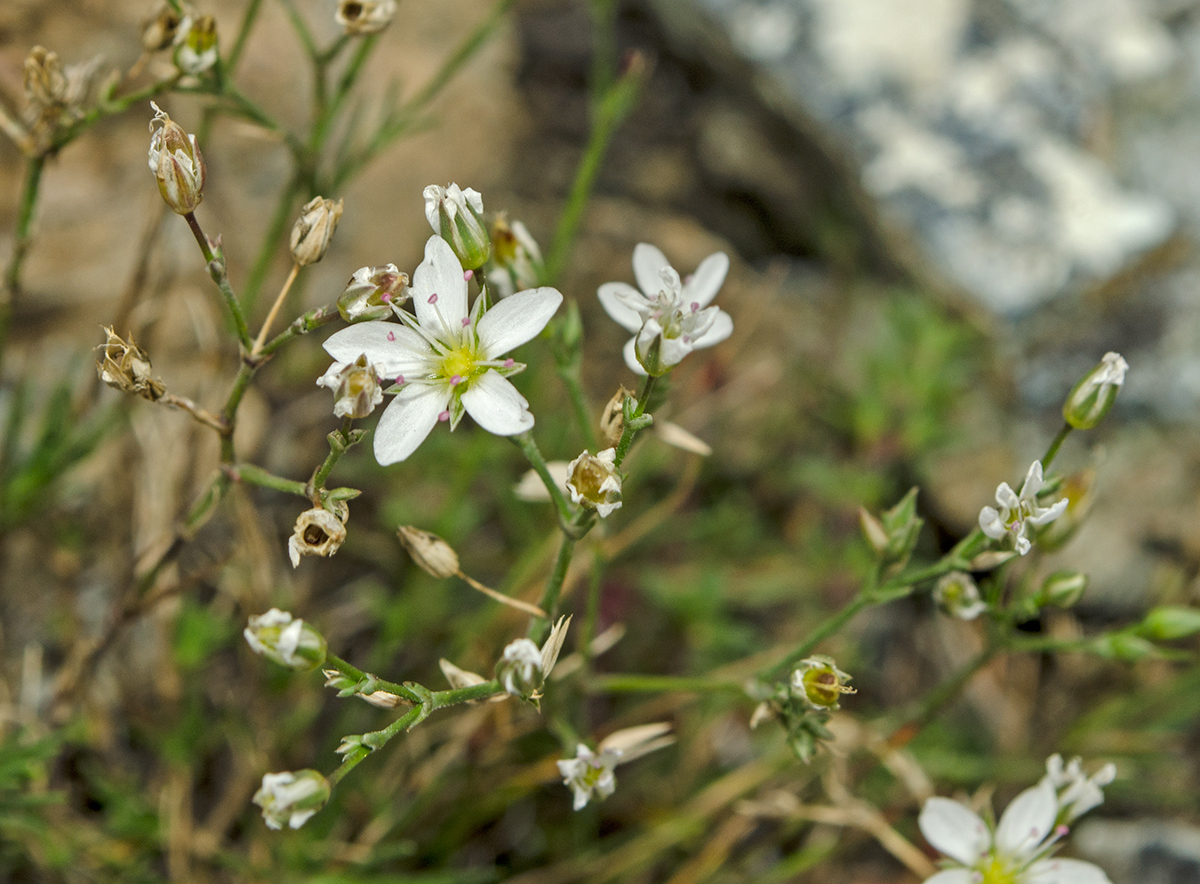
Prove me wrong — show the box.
[324,653,423,705]
[613,374,656,468]
[544,57,646,285]
[310,419,359,494]
[218,363,255,463]
[226,0,264,73]
[513,431,573,525]
[329,704,423,787]
[259,303,340,357]
[0,154,44,355]
[587,0,619,100]
[764,592,873,681]
[587,674,744,694]
[226,463,307,496]
[183,212,253,349]
[1041,422,1073,472]
[528,535,576,644]
[559,363,598,452]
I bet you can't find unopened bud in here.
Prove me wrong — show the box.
[397,525,459,578]
[174,14,218,75]
[566,448,622,517]
[967,550,1018,571]
[338,263,409,322]
[97,326,166,400]
[424,183,490,270]
[23,47,67,109]
[599,386,632,447]
[1032,468,1095,553]
[244,608,327,670]
[933,571,988,620]
[490,215,544,297]
[1139,605,1200,641]
[1038,570,1088,609]
[290,196,343,265]
[336,0,397,36]
[148,102,205,214]
[253,770,330,830]
[142,4,185,52]
[317,354,383,419]
[287,507,347,567]
[791,656,855,711]
[1063,352,1128,430]
[495,638,544,700]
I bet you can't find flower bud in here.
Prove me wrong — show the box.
[1063,352,1128,430]
[244,608,327,671]
[495,638,544,700]
[24,47,67,109]
[1038,570,1088,609]
[290,196,343,265]
[1138,605,1200,641]
[423,184,490,270]
[336,0,397,36]
[599,386,632,447]
[566,448,622,517]
[397,525,460,578]
[148,102,205,214]
[317,354,383,419]
[97,326,166,400]
[252,770,330,830]
[338,263,409,322]
[287,507,347,567]
[174,14,218,75]
[142,4,185,52]
[490,215,544,297]
[933,571,988,620]
[790,656,855,711]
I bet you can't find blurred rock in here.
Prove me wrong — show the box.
[1075,818,1200,884]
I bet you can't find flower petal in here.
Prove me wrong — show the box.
[979,506,1006,539]
[373,386,446,464]
[923,871,974,884]
[461,370,534,436]
[1025,858,1113,884]
[622,337,647,375]
[323,322,432,379]
[682,251,729,309]
[632,242,670,296]
[995,780,1057,859]
[476,286,563,357]
[692,309,733,349]
[413,235,468,331]
[598,282,647,333]
[918,797,991,867]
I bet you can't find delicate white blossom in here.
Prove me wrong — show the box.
[495,615,571,702]
[424,184,490,269]
[979,461,1068,556]
[566,448,622,517]
[173,14,218,75]
[338,264,409,322]
[1062,352,1128,430]
[1041,755,1116,824]
[598,244,732,375]
[934,571,988,620]
[919,762,1113,884]
[317,354,383,419]
[790,656,855,710]
[490,216,544,298]
[252,770,330,830]
[557,723,673,810]
[322,235,563,464]
[244,608,327,670]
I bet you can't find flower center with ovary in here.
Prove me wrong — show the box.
[439,343,482,388]
[975,856,1019,884]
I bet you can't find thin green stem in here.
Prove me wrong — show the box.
[0,154,45,355]
[218,363,255,463]
[226,463,307,497]
[764,592,873,681]
[226,0,264,72]
[310,419,360,494]
[324,653,422,705]
[259,303,340,357]
[544,57,646,285]
[528,535,576,644]
[587,0,619,100]
[329,705,422,787]
[613,373,656,468]
[559,364,598,452]
[183,212,253,349]
[1041,422,1073,472]
[513,431,573,524]
[587,674,744,694]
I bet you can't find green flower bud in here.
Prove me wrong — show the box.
[1063,352,1128,430]
[1139,605,1200,641]
[337,264,409,322]
[148,102,205,215]
[495,638,544,700]
[791,656,855,711]
[244,608,327,670]
[1038,570,1088,609]
[253,770,329,830]
[424,184,490,270]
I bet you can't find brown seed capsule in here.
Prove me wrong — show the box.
[23,47,67,109]
[336,0,397,36]
[97,326,166,400]
[147,102,205,214]
[599,385,632,447]
[142,3,185,52]
[287,508,347,567]
[290,197,344,266]
[396,525,459,578]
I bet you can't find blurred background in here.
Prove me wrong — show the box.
[1,1,1199,882]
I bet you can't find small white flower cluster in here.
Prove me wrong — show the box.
[557,723,674,811]
[979,461,1068,556]
[919,754,1115,884]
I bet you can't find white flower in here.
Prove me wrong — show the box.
[424,184,490,269]
[252,770,330,830]
[316,354,383,419]
[919,778,1112,884]
[598,244,732,376]
[979,461,1068,556]
[566,448,622,517]
[1041,755,1116,824]
[322,235,563,464]
[244,608,327,670]
[557,723,673,810]
[934,571,989,620]
[495,615,571,702]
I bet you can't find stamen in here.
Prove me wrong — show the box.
[682,335,691,344]
[450,375,463,386]
[428,293,438,304]
[438,410,450,422]
[382,293,392,303]
[1055,825,1069,837]
[396,375,405,385]
[691,301,699,312]
[387,331,395,341]
[504,358,514,368]
[461,317,470,327]
[463,269,474,281]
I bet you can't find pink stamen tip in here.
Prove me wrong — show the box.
[504,358,514,368]
[450,375,462,386]
[428,293,438,304]
[438,410,450,422]
[461,317,471,327]
[395,375,405,385]
[387,331,395,341]
[1056,825,1070,836]
[691,301,700,312]
[464,270,474,281]
[682,335,691,344]
[381,293,392,303]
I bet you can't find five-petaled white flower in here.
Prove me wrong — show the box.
[557,723,673,810]
[322,235,563,464]
[919,773,1112,884]
[598,244,732,376]
[979,461,1068,556]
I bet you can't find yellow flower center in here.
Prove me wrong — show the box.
[439,343,481,387]
[978,855,1018,884]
